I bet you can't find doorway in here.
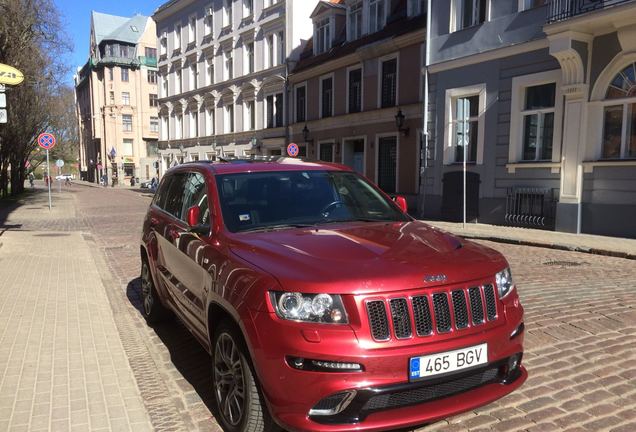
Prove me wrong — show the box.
[342,138,365,174]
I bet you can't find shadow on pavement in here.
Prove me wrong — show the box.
[125,277,220,418]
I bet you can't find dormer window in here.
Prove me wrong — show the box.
[315,18,331,54]
[369,0,386,34]
[348,1,363,41]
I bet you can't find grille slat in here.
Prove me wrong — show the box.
[484,284,497,321]
[412,296,432,336]
[432,293,451,333]
[367,301,390,341]
[390,298,412,339]
[468,287,484,325]
[366,284,498,342]
[451,290,469,329]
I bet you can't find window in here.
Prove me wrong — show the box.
[182,173,210,225]
[245,100,255,130]
[278,31,285,65]
[175,114,183,139]
[161,116,169,140]
[452,96,479,163]
[145,47,157,59]
[190,63,197,90]
[176,69,182,93]
[150,94,158,107]
[122,92,130,106]
[454,0,487,31]
[109,91,115,105]
[601,62,636,159]
[147,70,157,84]
[189,110,199,138]
[381,58,397,108]
[267,34,275,68]
[189,15,196,44]
[348,2,363,40]
[108,68,114,81]
[150,117,159,132]
[348,68,362,113]
[162,76,168,97]
[225,104,234,133]
[224,0,232,27]
[123,139,134,156]
[123,115,133,132]
[315,18,330,54]
[369,0,386,33]
[120,45,129,58]
[206,58,214,85]
[321,77,333,118]
[245,42,254,74]
[520,83,555,161]
[160,34,167,56]
[319,142,334,162]
[121,68,129,82]
[175,23,182,50]
[163,173,187,219]
[295,85,306,123]
[519,0,547,11]
[206,107,215,135]
[204,7,214,35]
[408,0,426,16]
[265,94,283,128]
[225,51,233,80]
[243,0,253,17]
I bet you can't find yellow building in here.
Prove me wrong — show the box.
[75,12,159,184]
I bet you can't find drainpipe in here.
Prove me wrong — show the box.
[419,0,432,218]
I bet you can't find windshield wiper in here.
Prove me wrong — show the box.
[318,218,391,225]
[241,223,315,233]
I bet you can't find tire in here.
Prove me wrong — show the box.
[212,322,274,432]
[140,258,170,324]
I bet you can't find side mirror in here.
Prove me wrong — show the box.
[394,196,408,213]
[186,206,200,227]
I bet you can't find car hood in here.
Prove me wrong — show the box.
[229,221,507,295]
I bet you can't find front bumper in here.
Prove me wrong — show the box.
[247,296,526,432]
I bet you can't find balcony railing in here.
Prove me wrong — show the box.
[547,0,636,23]
[138,56,158,67]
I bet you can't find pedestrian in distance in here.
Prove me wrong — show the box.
[28,173,35,188]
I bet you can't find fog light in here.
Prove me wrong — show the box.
[287,356,363,372]
[503,353,523,384]
[309,390,357,416]
[311,360,362,370]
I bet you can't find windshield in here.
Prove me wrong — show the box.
[216,170,409,233]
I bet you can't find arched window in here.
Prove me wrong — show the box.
[602,62,636,159]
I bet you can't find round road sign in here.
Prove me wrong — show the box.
[287,142,299,158]
[37,133,56,150]
[55,159,64,168]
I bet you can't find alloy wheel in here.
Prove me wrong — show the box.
[214,333,246,427]
[141,262,154,316]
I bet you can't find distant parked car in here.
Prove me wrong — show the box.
[140,178,158,191]
[55,174,73,181]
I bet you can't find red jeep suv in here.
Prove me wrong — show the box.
[140,158,526,432]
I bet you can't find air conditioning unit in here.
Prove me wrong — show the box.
[206,7,213,16]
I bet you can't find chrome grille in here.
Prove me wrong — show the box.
[366,284,498,342]
[366,301,390,341]
[389,298,412,339]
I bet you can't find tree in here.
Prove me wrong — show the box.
[0,0,72,197]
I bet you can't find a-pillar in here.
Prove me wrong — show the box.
[548,32,592,233]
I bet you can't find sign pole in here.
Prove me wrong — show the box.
[46,149,51,210]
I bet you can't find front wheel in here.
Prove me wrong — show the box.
[212,323,273,432]
[140,258,170,324]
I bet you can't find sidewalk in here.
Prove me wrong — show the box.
[0,190,152,431]
[425,221,636,260]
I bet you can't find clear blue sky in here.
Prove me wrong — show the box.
[54,0,161,85]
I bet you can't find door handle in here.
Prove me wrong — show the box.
[150,217,159,227]
[167,228,180,242]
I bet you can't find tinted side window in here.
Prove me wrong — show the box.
[182,172,210,225]
[153,176,172,210]
[164,173,187,220]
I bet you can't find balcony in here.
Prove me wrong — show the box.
[138,56,158,67]
[547,0,636,23]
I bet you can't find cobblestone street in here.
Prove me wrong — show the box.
[1,183,635,431]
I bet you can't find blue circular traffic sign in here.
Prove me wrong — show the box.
[37,133,56,150]
[287,142,299,158]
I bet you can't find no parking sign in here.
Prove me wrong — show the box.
[37,133,56,150]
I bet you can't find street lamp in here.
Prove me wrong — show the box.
[179,144,185,162]
[395,109,410,136]
[302,124,310,143]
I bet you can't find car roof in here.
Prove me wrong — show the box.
[164,157,353,176]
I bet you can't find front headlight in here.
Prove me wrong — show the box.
[495,267,514,299]
[270,292,348,324]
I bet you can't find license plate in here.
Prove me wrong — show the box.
[409,343,488,380]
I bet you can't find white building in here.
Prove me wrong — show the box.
[153,0,315,171]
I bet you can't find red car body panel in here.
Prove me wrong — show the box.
[141,160,527,432]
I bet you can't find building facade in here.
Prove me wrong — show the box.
[153,0,315,169]
[423,0,636,238]
[75,12,159,184]
[288,0,426,205]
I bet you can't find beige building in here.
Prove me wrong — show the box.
[75,12,160,184]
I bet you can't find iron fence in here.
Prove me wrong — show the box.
[547,0,636,23]
[505,187,557,229]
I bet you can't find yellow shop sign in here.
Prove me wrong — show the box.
[0,64,25,86]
